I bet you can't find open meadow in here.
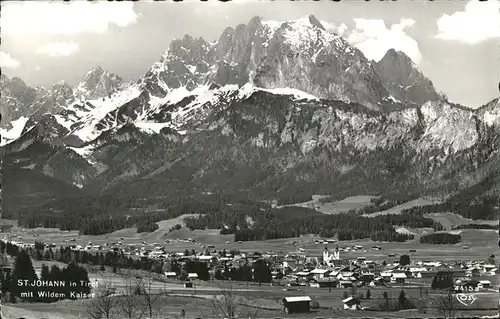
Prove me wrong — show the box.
[362,197,443,217]
[277,195,377,214]
[424,212,499,230]
[3,279,499,319]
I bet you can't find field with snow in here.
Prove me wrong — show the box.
[363,197,442,217]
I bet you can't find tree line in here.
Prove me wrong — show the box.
[9,189,444,242]
[188,205,441,242]
[419,233,461,244]
[452,223,497,230]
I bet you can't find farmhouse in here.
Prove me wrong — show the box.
[391,273,407,284]
[283,296,311,314]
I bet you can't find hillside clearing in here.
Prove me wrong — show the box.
[424,212,498,230]
[276,195,376,214]
[363,198,442,217]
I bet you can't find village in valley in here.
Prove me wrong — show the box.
[0,224,498,318]
[1,1,500,318]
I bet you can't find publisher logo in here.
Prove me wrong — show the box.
[456,293,476,307]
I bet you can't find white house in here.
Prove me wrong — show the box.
[197,256,216,262]
[187,273,198,280]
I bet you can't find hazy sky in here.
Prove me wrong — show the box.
[1,0,499,108]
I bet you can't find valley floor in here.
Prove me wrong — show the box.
[3,284,498,319]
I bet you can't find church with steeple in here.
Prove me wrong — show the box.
[322,245,340,266]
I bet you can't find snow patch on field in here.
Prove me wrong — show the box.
[394,226,418,236]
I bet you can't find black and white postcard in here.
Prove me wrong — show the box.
[0,1,499,318]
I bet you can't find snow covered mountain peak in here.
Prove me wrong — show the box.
[74,66,124,101]
[373,49,444,105]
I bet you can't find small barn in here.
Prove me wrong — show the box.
[342,296,361,310]
[478,280,491,289]
[164,272,177,278]
[282,296,312,314]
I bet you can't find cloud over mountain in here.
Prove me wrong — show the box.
[347,17,422,64]
[435,0,500,45]
[1,1,139,35]
[36,42,80,57]
[0,51,21,69]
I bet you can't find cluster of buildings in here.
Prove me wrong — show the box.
[1,235,498,314]
[2,235,497,289]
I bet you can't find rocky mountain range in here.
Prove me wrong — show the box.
[0,67,125,144]
[1,15,499,216]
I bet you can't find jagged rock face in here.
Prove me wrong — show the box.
[373,49,443,105]
[0,75,54,129]
[74,66,125,100]
[1,68,126,145]
[476,97,500,127]
[97,92,499,202]
[139,15,394,111]
[51,82,75,107]
[142,35,216,98]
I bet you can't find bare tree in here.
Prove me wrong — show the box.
[435,288,458,318]
[118,270,140,318]
[210,283,239,319]
[87,280,117,319]
[135,271,162,319]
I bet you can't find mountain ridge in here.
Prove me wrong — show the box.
[1,15,499,222]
